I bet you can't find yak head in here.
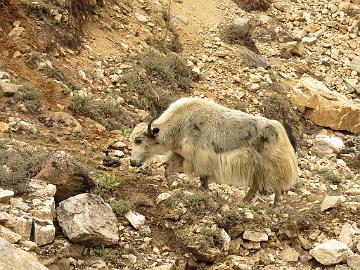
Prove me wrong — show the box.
[129,119,163,167]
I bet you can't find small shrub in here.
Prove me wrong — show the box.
[111,199,133,216]
[94,246,113,258]
[14,85,42,114]
[122,72,145,92]
[68,95,94,117]
[41,66,79,91]
[185,191,209,209]
[232,0,270,12]
[216,209,241,228]
[97,173,119,190]
[319,168,341,185]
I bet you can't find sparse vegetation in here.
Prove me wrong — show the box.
[319,168,342,185]
[122,49,193,114]
[232,0,270,12]
[234,101,246,111]
[96,173,119,190]
[111,199,133,216]
[14,85,42,114]
[41,66,80,91]
[215,208,241,228]
[0,142,46,194]
[94,246,113,258]
[69,95,129,130]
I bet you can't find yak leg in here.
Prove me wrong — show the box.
[200,176,209,189]
[273,190,282,206]
[243,180,259,203]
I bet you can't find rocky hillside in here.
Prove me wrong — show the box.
[0,0,360,269]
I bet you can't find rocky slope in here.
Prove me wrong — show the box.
[0,0,360,269]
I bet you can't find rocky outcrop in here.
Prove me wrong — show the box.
[34,152,94,202]
[293,74,360,134]
[57,193,119,246]
[0,237,48,270]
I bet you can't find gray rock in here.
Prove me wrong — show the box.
[34,152,94,202]
[237,46,269,68]
[57,193,119,246]
[0,189,14,203]
[350,56,360,73]
[310,239,352,265]
[0,237,48,270]
[232,17,250,38]
[347,255,360,270]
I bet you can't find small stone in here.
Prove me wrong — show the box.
[0,122,9,133]
[310,239,352,265]
[279,246,299,262]
[219,228,231,252]
[145,264,176,270]
[232,16,250,38]
[112,150,124,158]
[156,193,171,204]
[125,211,145,229]
[347,255,360,270]
[321,196,343,211]
[8,26,25,37]
[335,265,351,270]
[54,14,62,22]
[302,36,317,45]
[0,81,21,96]
[243,231,268,242]
[0,189,14,203]
[13,216,33,240]
[135,12,148,23]
[242,241,261,249]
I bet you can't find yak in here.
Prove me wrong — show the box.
[129,97,298,205]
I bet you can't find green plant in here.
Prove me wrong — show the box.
[97,174,119,190]
[215,209,241,228]
[14,85,42,113]
[319,168,341,185]
[185,191,209,209]
[94,246,113,258]
[41,66,79,91]
[69,95,94,117]
[111,199,133,216]
[121,128,132,139]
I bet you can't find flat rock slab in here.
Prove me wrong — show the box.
[57,193,119,246]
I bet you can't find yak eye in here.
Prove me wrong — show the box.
[135,138,142,145]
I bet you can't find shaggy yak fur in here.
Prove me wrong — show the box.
[130,97,298,205]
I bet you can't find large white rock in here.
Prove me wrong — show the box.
[310,239,352,265]
[321,196,343,211]
[0,237,48,270]
[57,193,119,246]
[292,74,360,134]
[243,231,268,242]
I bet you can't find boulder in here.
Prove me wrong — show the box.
[57,193,119,246]
[0,237,48,270]
[34,152,94,202]
[279,246,299,262]
[292,74,360,134]
[243,231,268,242]
[0,189,14,203]
[310,239,352,265]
